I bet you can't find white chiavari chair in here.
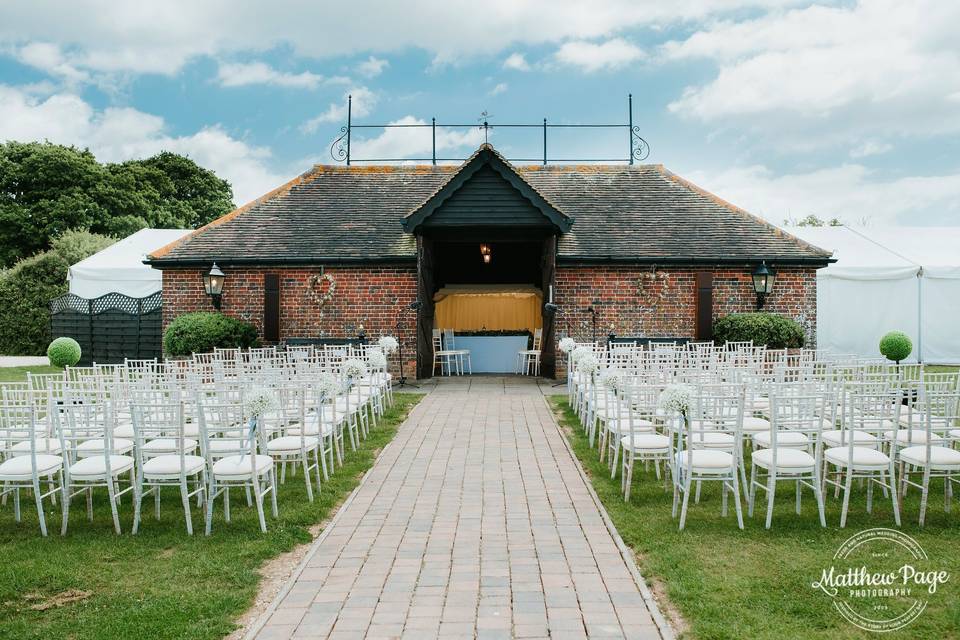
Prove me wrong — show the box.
[897,383,960,525]
[824,381,901,527]
[197,395,278,534]
[747,386,828,528]
[130,395,206,534]
[264,383,324,502]
[669,383,746,530]
[57,399,135,534]
[620,380,671,502]
[0,403,64,536]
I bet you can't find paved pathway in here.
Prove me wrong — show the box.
[250,380,669,639]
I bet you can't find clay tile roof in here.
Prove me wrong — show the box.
[148,144,832,267]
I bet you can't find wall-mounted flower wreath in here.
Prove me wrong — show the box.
[308,272,337,308]
[635,269,670,304]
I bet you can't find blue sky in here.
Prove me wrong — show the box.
[1,0,959,226]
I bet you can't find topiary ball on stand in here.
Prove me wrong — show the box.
[47,337,82,368]
[879,331,912,364]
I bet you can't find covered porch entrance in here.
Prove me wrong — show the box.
[401,146,572,379]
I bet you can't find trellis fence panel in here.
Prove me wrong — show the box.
[49,292,162,365]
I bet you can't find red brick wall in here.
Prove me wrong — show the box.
[162,263,817,378]
[161,266,418,375]
[553,265,817,342]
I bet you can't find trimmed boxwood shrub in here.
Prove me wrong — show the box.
[879,331,912,363]
[163,312,258,356]
[713,312,805,349]
[47,336,82,367]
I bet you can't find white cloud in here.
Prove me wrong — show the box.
[0,0,800,76]
[356,55,388,77]
[849,140,892,159]
[16,42,89,84]
[301,87,377,133]
[555,38,644,72]
[0,84,283,205]
[666,1,960,147]
[503,52,531,71]
[489,82,508,96]
[685,163,960,226]
[216,61,324,89]
[350,115,484,161]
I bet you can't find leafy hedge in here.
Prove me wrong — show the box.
[163,312,259,356]
[0,230,115,355]
[713,312,805,349]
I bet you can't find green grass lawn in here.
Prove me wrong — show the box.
[549,397,960,640]
[0,393,423,640]
[0,365,61,382]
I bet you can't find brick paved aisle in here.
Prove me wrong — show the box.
[250,381,670,640]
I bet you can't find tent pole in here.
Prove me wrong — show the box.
[917,269,923,363]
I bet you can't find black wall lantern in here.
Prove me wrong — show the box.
[751,261,776,309]
[203,262,226,310]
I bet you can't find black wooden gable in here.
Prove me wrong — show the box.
[402,144,573,234]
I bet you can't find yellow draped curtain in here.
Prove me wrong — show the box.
[433,285,542,333]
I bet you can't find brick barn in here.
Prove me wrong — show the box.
[147,144,831,378]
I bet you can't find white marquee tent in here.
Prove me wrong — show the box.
[787,226,960,364]
[67,228,191,299]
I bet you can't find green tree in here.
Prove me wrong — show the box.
[784,214,843,227]
[0,229,115,355]
[0,142,234,267]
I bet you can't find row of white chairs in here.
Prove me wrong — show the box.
[0,347,395,536]
[564,343,960,530]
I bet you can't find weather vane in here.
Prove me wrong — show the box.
[477,110,492,143]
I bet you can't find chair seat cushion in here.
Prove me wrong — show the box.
[883,429,945,445]
[212,454,273,478]
[822,429,878,447]
[114,421,134,439]
[207,439,246,455]
[76,437,134,457]
[142,437,198,453]
[606,418,654,434]
[291,417,335,437]
[690,431,735,448]
[620,433,670,452]
[753,430,810,448]
[742,416,771,433]
[267,435,320,452]
[0,453,62,480]
[11,438,61,456]
[752,448,816,470]
[69,454,135,478]
[898,445,960,470]
[824,446,891,468]
[675,450,734,473]
[848,418,898,430]
[143,454,206,478]
[898,412,950,429]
